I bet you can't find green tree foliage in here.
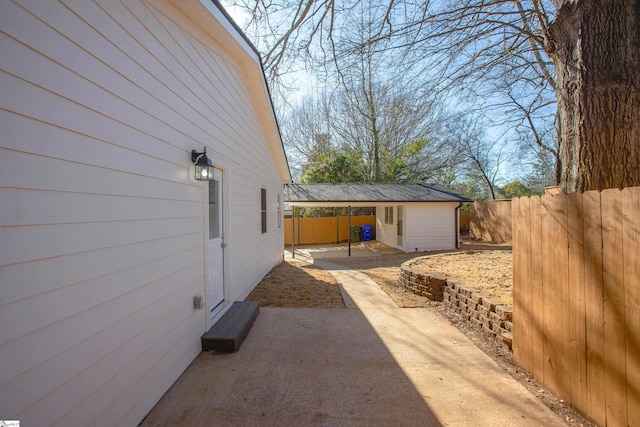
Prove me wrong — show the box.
[499,181,533,199]
[299,148,367,183]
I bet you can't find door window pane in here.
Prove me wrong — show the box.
[209,179,220,239]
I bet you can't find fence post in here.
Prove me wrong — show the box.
[336,208,339,244]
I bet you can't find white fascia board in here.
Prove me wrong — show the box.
[286,201,462,208]
[199,0,261,64]
[286,202,378,208]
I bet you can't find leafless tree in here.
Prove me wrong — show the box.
[281,78,461,183]
[231,2,555,131]
[279,93,333,179]
[447,115,514,199]
[276,5,463,183]
[230,0,640,191]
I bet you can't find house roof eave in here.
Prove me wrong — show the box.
[169,0,291,183]
[285,183,474,205]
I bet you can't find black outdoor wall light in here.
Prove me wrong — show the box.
[191,148,213,181]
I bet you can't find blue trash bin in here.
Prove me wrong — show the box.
[361,224,373,241]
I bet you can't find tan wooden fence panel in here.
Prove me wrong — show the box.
[469,200,512,242]
[284,215,376,245]
[623,187,640,425]
[512,187,640,426]
[460,210,470,231]
[583,190,605,425]
[602,189,626,426]
[566,192,587,414]
[530,196,545,383]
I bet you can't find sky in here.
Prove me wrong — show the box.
[219,0,556,190]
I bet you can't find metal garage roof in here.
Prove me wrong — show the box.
[285,183,473,207]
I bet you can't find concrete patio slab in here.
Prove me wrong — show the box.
[285,241,405,260]
[140,261,563,426]
[314,260,397,310]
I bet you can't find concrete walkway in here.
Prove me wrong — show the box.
[140,261,563,426]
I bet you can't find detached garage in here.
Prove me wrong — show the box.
[285,183,472,252]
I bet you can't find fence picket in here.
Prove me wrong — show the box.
[519,197,533,371]
[601,189,628,426]
[553,193,571,402]
[541,194,559,394]
[622,187,640,426]
[583,190,606,425]
[567,191,587,411]
[511,197,533,371]
[530,196,545,382]
[512,198,522,364]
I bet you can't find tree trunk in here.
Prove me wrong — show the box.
[548,0,640,192]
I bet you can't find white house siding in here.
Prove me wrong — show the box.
[375,205,397,249]
[0,1,286,426]
[405,203,458,251]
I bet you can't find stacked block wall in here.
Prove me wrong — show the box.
[399,262,513,349]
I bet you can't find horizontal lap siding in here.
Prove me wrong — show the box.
[375,205,397,249]
[0,1,284,425]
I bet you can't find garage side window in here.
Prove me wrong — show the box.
[385,206,394,224]
[261,188,267,234]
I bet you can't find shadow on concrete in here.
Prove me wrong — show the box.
[141,249,562,426]
[140,307,443,426]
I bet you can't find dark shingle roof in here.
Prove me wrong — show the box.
[285,183,473,204]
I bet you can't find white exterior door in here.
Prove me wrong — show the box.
[208,169,224,317]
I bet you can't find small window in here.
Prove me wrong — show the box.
[385,206,394,224]
[261,188,267,234]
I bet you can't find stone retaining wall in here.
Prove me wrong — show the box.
[399,258,513,349]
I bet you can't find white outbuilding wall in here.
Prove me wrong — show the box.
[376,203,459,252]
[0,1,288,425]
[404,202,459,251]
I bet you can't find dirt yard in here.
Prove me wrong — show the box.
[246,245,593,427]
[246,259,343,308]
[408,251,513,305]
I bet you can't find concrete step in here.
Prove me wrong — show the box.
[201,301,259,352]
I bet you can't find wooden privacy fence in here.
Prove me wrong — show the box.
[284,215,376,245]
[512,188,640,426]
[469,200,512,242]
[459,209,470,231]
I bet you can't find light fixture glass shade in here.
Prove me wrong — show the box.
[192,149,213,181]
